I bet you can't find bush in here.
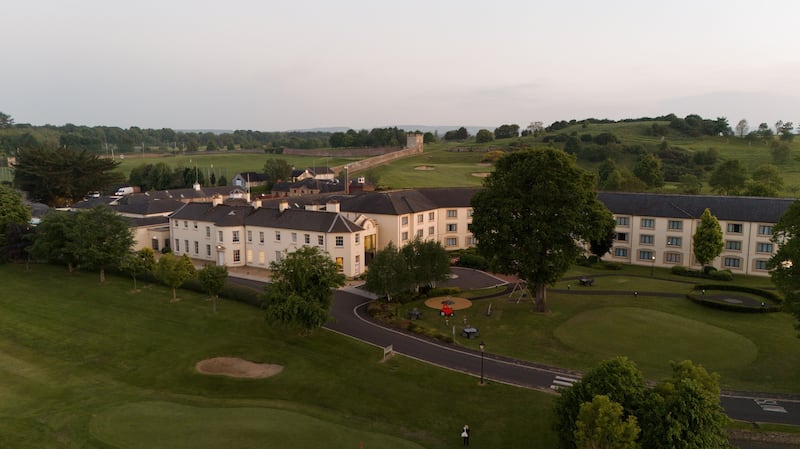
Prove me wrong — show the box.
[456,253,489,270]
[603,262,623,270]
[707,269,733,281]
[427,287,461,297]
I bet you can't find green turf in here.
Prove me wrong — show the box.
[0,263,555,448]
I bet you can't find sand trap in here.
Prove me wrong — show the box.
[414,165,435,170]
[424,296,473,310]
[196,357,283,378]
[471,172,491,177]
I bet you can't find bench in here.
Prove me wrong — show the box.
[461,327,480,339]
[579,278,594,287]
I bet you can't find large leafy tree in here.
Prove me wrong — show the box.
[263,158,293,184]
[633,153,664,188]
[470,148,615,312]
[574,395,639,449]
[708,159,747,195]
[120,248,156,291]
[14,146,124,206]
[198,263,228,313]
[263,246,345,333]
[768,200,800,330]
[72,205,134,283]
[364,242,411,302]
[29,212,80,271]
[155,253,197,302]
[692,208,723,270]
[401,238,450,292]
[0,185,31,245]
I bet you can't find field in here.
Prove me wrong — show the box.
[0,264,554,448]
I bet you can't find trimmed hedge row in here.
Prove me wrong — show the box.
[671,265,734,281]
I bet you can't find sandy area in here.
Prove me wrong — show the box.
[414,165,435,170]
[471,172,491,177]
[195,357,283,378]
[424,296,472,310]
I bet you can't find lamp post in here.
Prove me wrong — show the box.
[651,255,656,277]
[479,341,486,385]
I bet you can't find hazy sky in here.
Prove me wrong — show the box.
[2,0,799,131]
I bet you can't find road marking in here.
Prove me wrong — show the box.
[755,399,788,413]
[550,375,580,391]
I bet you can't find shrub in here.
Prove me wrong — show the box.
[707,269,733,281]
[456,253,489,270]
[603,261,623,270]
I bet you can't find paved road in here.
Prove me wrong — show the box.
[229,269,800,426]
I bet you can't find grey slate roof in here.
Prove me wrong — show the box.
[169,203,254,227]
[598,192,795,223]
[235,171,269,182]
[245,207,363,233]
[116,197,185,216]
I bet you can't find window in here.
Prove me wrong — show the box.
[152,238,159,251]
[305,234,310,244]
[428,212,435,221]
[175,239,180,252]
[218,231,223,242]
[292,232,297,243]
[184,220,188,228]
[666,236,682,247]
[206,244,211,256]
[446,237,457,247]
[335,236,344,247]
[755,260,769,270]
[640,218,654,229]
[318,235,324,245]
[638,250,654,261]
[275,251,282,262]
[194,241,199,254]
[247,230,252,242]
[639,234,654,244]
[246,249,253,263]
[233,250,241,263]
[725,240,742,251]
[616,216,629,226]
[335,257,343,271]
[401,216,409,226]
[466,236,476,246]
[416,229,423,238]
[614,247,628,257]
[402,232,409,241]
[756,242,774,253]
[205,226,211,238]
[727,223,743,233]
[615,232,628,242]
[232,231,240,243]
[665,252,682,264]
[259,231,264,243]
[193,221,198,229]
[668,220,683,230]
[417,214,424,223]
[184,240,189,252]
[447,210,457,218]
[355,233,360,244]
[468,209,474,217]
[447,224,457,232]
[428,226,435,235]
[275,231,281,241]
[758,225,773,235]
[724,257,741,268]
[174,220,178,228]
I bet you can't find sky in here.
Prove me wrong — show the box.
[2,0,799,132]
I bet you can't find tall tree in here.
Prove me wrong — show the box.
[120,248,156,291]
[263,158,293,184]
[475,129,494,143]
[734,119,748,138]
[693,208,724,270]
[708,159,746,195]
[155,253,197,302]
[768,200,800,330]
[470,148,614,312]
[633,154,664,188]
[0,112,13,128]
[71,205,134,283]
[0,185,31,246]
[574,395,640,449]
[198,263,228,313]
[29,212,80,272]
[401,238,450,292]
[364,242,410,303]
[263,246,345,333]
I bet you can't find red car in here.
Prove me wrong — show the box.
[440,304,455,317]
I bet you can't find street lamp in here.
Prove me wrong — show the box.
[479,341,486,385]
[651,255,656,277]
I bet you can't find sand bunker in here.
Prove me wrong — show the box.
[424,296,473,310]
[471,172,491,177]
[414,165,435,170]
[196,357,283,378]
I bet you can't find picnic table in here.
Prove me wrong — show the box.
[406,307,423,320]
[579,277,594,287]
[461,326,480,339]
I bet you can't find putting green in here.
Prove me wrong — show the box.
[554,307,758,371]
[90,401,426,449]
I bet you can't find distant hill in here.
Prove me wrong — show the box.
[291,125,490,135]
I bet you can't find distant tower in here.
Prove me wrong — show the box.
[405,133,424,153]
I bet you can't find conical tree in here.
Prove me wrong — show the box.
[693,208,723,271]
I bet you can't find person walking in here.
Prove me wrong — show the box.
[461,424,470,446]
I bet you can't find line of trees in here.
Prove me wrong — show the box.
[328,127,407,148]
[364,239,451,302]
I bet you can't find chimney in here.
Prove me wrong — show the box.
[279,200,289,212]
[252,199,262,209]
[305,202,319,211]
[212,194,223,206]
[193,181,201,191]
[326,199,340,213]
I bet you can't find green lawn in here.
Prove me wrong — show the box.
[0,264,554,448]
[408,266,800,393]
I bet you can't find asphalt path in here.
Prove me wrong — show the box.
[229,269,800,426]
